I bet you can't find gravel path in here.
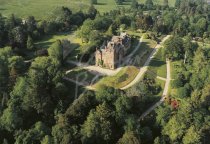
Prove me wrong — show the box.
[138,59,171,121]
[156,76,167,81]
[66,37,144,76]
[120,35,171,90]
[67,60,122,76]
[65,35,171,92]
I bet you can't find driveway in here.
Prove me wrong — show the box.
[121,35,171,90]
[138,59,171,121]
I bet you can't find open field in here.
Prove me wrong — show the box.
[138,0,175,7]
[0,0,176,19]
[93,66,139,89]
[0,0,88,19]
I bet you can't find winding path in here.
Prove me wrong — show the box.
[157,76,166,81]
[66,60,122,76]
[64,35,171,92]
[66,36,144,76]
[121,35,171,90]
[138,59,171,121]
[64,37,144,89]
[64,37,143,89]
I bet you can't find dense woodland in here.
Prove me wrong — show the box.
[0,0,210,143]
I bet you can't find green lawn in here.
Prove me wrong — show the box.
[138,0,176,7]
[126,37,140,56]
[0,0,176,19]
[197,41,210,49]
[0,0,88,19]
[19,32,76,59]
[155,78,165,96]
[35,31,82,58]
[94,66,139,89]
[132,39,157,67]
[148,48,167,78]
[169,60,183,96]
[95,0,176,12]
[170,60,183,80]
[35,32,74,48]
[126,30,143,37]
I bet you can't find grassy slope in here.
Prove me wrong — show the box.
[133,39,157,67]
[0,0,176,19]
[94,66,139,89]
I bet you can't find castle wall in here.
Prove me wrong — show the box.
[95,51,102,66]
[95,33,131,69]
[102,49,115,69]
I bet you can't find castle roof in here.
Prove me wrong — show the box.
[97,33,130,53]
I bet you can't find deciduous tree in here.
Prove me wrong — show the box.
[117,131,140,144]
[27,36,34,50]
[81,102,113,143]
[48,40,63,64]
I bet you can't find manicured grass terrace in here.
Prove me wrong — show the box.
[94,66,139,89]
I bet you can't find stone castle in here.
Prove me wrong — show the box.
[95,33,131,69]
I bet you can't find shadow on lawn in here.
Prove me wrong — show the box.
[95,3,106,5]
[64,42,81,61]
[150,58,165,67]
[35,31,73,49]
[36,41,53,49]
[0,8,7,11]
